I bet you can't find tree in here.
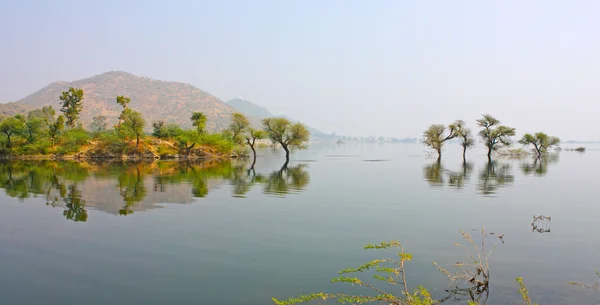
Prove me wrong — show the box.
[228,112,251,144]
[59,87,84,129]
[116,96,131,127]
[176,129,201,156]
[262,117,310,163]
[116,95,130,109]
[91,115,108,132]
[422,124,457,159]
[152,120,166,138]
[23,110,46,144]
[476,114,516,161]
[452,120,475,161]
[0,116,25,148]
[519,132,560,157]
[48,115,65,147]
[246,128,265,169]
[119,109,145,155]
[191,112,207,133]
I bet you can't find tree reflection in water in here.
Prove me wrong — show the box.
[423,161,473,190]
[0,159,311,221]
[477,161,514,196]
[520,154,559,177]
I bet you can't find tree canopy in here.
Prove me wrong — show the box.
[191,112,207,133]
[262,117,310,161]
[422,124,457,159]
[519,132,560,157]
[59,87,84,129]
[477,114,515,160]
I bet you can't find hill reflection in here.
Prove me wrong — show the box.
[0,159,310,221]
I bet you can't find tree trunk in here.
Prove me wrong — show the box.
[462,146,467,162]
[6,134,11,148]
[436,147,442,159]
[282,144,290,162]
[135,135,140,157]
[487,147,492,162]
[250,145,257,170]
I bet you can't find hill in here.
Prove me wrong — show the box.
[3,71,234,131]
[225,98,330,139]
[226,98,273,118]
[0,101,33,118]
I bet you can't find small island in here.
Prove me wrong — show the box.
[0,87,310,161]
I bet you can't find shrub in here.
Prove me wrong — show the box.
[198,133,236,154]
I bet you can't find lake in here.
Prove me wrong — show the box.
[0,143,598,305]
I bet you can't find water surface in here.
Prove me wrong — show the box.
[0,143,598,304]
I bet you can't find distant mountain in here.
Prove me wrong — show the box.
[2,71,234,131]
[226,98,273,118]
[225,98,330,138]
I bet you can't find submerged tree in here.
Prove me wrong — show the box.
[476,114,515,161]
[518,132,560,157]
[246,128,265,169]
[422,124,457,160]
[262,117,310,163]
[452,120,475,161]
[59,87,84,129]
[191,112,207,134]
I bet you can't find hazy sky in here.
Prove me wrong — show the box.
[1,1,599,140]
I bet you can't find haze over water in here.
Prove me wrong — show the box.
[0,143,599,304]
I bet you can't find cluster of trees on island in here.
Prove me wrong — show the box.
[0,87,310,162]
[422,114,561,161]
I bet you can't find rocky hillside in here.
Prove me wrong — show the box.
[4,71,235,131]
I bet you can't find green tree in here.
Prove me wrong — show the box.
[476,114,516,161]
[59,87,84,129]
[176,129,201,156]
[116,95,131,127]
[116,95,130,109]
[0,115,25,149]
[246,128,265,169]
[48,115,65,147]
[152,120,167,138]
[518,132,560,157]
[262,117,310,162]
[422,124,457,160]
[452,120,475,161]
[191,112,207,133]
[91,115,108,132]
[228,112,251,143]
[119,109,145,155]
[22,111,46,144]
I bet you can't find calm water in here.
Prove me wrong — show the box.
[0,143,599,305]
